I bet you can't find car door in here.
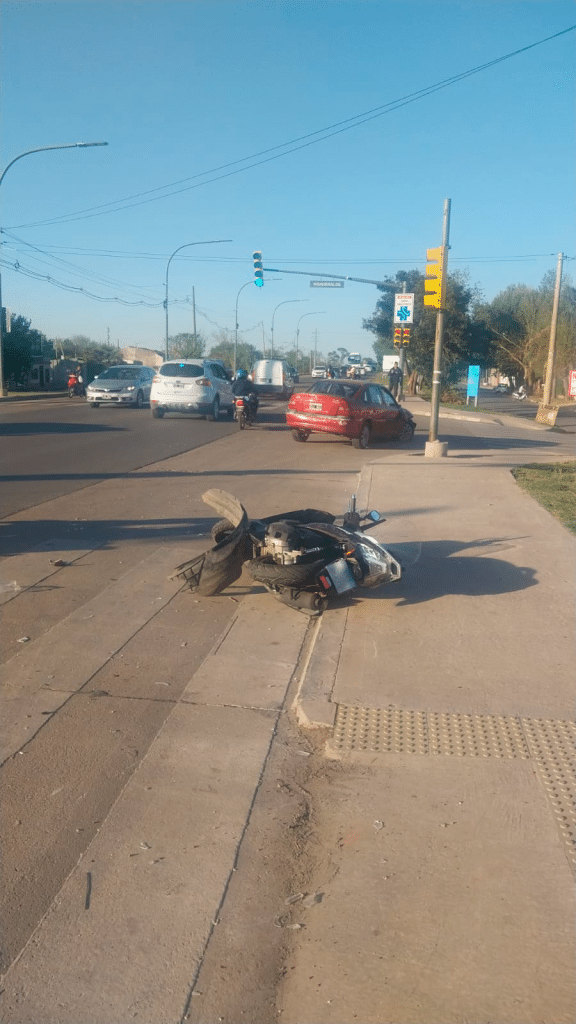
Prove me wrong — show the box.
[358,385,383,437]
[377,385,403,437]
[211,362,233,408]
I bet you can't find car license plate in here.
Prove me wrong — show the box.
[310,402,322,411]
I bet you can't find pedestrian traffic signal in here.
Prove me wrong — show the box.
[394,326,402,347]
[402,327,411,346]
[424,247,444,308]
[253,251,264,287]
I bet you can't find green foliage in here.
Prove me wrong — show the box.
[513,461,576,534]
[3,315,46,382]
[207,328,261,373]
[363,269,494,386]
[168,332,206,359]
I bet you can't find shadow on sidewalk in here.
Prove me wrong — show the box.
[356,536,537,605]
[0,516,222,558]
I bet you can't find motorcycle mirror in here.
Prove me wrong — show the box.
[369,510,380,522]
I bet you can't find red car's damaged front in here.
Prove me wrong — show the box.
[286,380,415,449]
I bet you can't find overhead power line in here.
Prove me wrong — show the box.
[10,24,575,229]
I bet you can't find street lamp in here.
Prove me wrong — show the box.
[271,299,307,357]
[0,141,108,397]
[295,311,325,373]
[164,239,231,360]
[234,281,252,376]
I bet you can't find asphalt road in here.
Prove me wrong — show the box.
[0,395,286,521]
[472,387,576,428]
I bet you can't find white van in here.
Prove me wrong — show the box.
[250,359,294,399]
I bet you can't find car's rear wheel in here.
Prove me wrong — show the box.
[292,429,310,442]
[134,390,144,409]
[207,396,220,422]
[90,403,100,409]
[152,407,164,419]
[352,422,371,449]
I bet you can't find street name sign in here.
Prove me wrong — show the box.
[393,293,414,324]
[310,280,345,287]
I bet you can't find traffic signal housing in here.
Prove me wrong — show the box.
[394,326,402,347]
[424,246,444,308]
[253,251,264,287]
[402,327,411,347]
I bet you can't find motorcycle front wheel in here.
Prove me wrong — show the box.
[246,556,326,587]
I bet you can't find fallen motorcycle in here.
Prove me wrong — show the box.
[170,489,401,616]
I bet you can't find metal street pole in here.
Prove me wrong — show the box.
[427,198,451,452]
[295,310,325,373]
[542,252,564,407]
[271,299,306,357]
[0,140,108,397]
[165,239,231,360]
[234,281,252,375]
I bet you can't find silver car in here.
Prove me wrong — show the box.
[150,359,234,420]
[87,365,156,408]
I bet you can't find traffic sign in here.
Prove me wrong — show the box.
[310,280,344,287]
[394,293,414,324]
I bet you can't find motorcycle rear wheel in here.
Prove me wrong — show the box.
[246,556,326,587]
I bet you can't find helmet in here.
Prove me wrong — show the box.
[236,368,247,379]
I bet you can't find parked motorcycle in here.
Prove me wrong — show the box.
[234,394,257,429]
[512,386,527,401]
[67,373,85,397]
[170,489,402,616]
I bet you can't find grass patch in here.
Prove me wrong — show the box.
[512,461,576,534]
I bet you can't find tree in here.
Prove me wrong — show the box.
[3,315,46,382]
[208,328,261,373]
[169,332,206,359]
[363,269,494,387]
[477,272,576,394]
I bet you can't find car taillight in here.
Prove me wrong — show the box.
[153,375,161,383]
[336,403,348,415]
[197,377,211,387]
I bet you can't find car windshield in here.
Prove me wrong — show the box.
[97,367,141,381]
[160,363,203,378]
[311,381,359,399]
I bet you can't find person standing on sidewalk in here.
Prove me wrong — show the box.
[388,361,403,399]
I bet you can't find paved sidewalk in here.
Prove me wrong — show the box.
[288,453,576,1023]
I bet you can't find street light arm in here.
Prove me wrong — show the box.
[0,142,108,189]
[164,239,232,360]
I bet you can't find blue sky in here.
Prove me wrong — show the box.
[0,0,574,359]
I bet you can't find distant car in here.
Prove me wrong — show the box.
[311,365,327,378]
[286,380,415,449]
[363,360,377,373]
[493,383,510,394]
[149,359,235,419]
[86,365,156,408]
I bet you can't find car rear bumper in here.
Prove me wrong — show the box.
[151,398,212,413]
[255,384,292,399]
[286,410,356,437]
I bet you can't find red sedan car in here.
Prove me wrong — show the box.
[286,380,415,449]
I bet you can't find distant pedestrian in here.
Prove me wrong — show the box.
[388,362,403,399]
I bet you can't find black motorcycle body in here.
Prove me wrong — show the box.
[234,394,257,429]
[171,489,401,616]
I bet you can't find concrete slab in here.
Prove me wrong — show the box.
[277,754,576,1024]
[182,590,309,710]
[1,548,188,759]
[332,463,575,719]
[0,703,277,1024]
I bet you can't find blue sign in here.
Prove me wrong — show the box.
[467,365,480,398]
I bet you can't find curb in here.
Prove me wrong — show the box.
[403,400,552,433]
[294,465,373,731]
[0,392,68,403]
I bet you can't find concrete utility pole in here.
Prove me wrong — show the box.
[541,252,564,407]
[398,279,407,401]
[425,198,451,458]
[192,286,197,344]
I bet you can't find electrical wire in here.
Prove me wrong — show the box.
[10,25,575,229]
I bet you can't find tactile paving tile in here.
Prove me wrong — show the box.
[330,704,576,871]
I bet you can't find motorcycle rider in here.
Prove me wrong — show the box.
[232,368,259,420]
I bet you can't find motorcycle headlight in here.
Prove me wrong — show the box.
[356,542,401,587]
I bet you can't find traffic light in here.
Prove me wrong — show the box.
[424,246,444,308]
[394,326,402,347]
[402,327,411,347]
[253,251,264,287]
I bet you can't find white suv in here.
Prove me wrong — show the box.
[150,359,234,420]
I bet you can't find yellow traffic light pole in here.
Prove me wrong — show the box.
[425,199,451,456]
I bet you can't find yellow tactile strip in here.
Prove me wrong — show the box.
[330,705,576,870]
